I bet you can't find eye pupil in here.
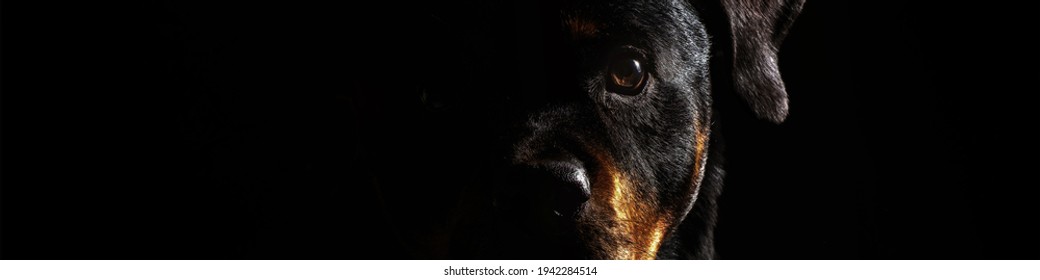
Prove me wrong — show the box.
[607,57,647,95]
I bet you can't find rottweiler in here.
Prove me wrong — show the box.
[350,0,805,259]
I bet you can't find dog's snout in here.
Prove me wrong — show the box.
[538,160,591,217]
[487,155,593,258]
[495,157,591,222]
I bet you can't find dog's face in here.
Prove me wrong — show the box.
[353,0,803,259]
[492,0,713,259]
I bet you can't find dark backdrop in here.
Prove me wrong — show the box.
[2,1,1037,259]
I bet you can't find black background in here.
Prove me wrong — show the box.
[2,1,1037,259]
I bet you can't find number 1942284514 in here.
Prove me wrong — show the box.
[537,266,598,276]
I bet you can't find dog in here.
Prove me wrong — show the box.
[349,0,805,259]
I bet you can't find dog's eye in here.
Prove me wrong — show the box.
[606,55,648,95]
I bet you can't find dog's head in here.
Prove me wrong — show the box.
[478,0,803,259]
[353,0,804,259]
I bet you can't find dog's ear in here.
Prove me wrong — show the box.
[720,0,805,123]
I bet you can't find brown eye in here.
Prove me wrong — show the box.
[606,55,648,95]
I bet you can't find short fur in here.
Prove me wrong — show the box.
[360,0,805,259]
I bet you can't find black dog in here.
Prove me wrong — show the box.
[351,0,804,259]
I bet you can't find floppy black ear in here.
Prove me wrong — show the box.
[720,0,805,123]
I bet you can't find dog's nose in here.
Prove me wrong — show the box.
[495,159,591,221]
[537,160,591,217]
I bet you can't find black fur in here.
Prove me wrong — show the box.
[354,0,804,259]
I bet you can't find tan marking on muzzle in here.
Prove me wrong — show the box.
[608,170,670,260]
[597,119,710,260]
